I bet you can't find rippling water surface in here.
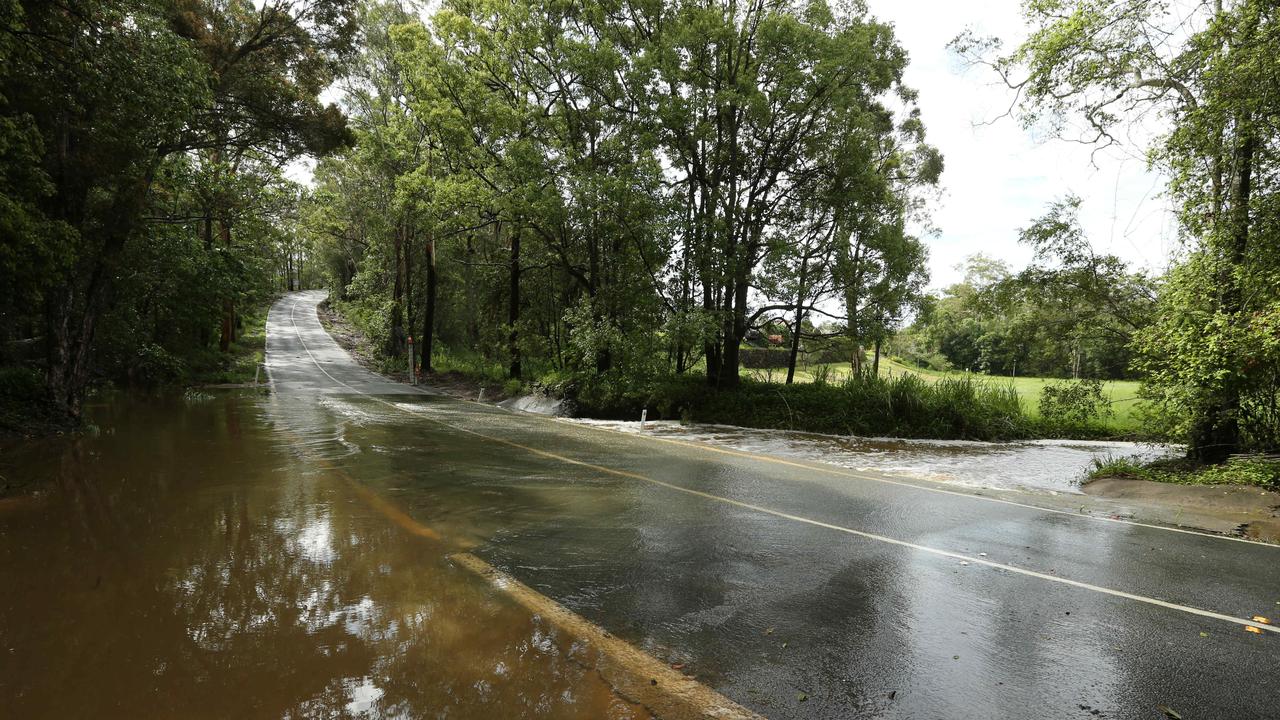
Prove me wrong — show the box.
[570,419,1178,494]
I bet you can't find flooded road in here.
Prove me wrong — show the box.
[0,392,651,719]
[3,290,1278,720]
[572,421,1177,494]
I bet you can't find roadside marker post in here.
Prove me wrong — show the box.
[407,336,415,385]
[640,408,647,431]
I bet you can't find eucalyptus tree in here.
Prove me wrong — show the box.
[170,0,356,351]
[957,0,1280,460]
[395,0,670,380]
[647,0,937,386]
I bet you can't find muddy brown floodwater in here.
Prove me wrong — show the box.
[0,391,650,719]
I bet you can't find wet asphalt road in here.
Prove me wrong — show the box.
[270,291,1280,719]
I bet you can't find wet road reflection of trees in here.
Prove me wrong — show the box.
[0,393,647,719]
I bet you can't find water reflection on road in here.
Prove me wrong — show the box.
[571,419,1177,494]
[0,391,647,719]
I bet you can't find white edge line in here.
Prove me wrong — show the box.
[551,418,1280,549]
[280,293,1279,636]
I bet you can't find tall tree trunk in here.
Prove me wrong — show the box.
[405,228,414,341]
[1192,124,1254,464]
[218,219,235,352]
[421,235,437,375]
[718,273,748,387]
[873,338,882,376]
[390,223,405,356]
[508,224,521,380]
[786,255,810,384]
[45,177,149,418]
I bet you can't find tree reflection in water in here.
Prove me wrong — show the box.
[0,392,647,719]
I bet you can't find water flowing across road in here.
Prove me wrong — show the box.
[571,420,1177,494]
[2,290,1277,720]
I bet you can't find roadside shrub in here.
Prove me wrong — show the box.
[1039,378,1113,428]
[568,370,1033,440]
[1089,455,1280,490]
[0,366,64,434]
[0,366,42,401]
[132,342,186,384]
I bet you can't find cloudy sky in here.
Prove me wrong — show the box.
[863,0,1180,289]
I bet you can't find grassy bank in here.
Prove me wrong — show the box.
[1088,456,1280,491]
[748,355,1143,433]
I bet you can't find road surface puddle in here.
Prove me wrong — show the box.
[0,392,650,719]
[570,419,1177,494]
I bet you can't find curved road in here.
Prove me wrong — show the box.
[269,290,1279,719]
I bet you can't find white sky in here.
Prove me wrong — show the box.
[865,0,1180,289]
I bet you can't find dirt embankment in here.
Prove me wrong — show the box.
[1083,477,1280,543]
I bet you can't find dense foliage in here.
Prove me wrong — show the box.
[893,210,1157,380]
[958,0,1280,461]
[2,0,1276,464]
[0,0,355,421]
[310,0,940,400]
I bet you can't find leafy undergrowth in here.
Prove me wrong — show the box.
[185,302,270,385]
[1089,456,1280,490]
[0,367,72,437]
[565,372,1066,442]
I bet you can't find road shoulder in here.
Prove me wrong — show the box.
[1083,477,1280,542]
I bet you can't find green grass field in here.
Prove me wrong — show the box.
[746,355,1144,433]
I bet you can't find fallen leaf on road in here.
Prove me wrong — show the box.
[670,663,685,671]
[796,692,808,702]
[1199,632,1208,637]
[764,627,774,635]
[1156,705,1182,719]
